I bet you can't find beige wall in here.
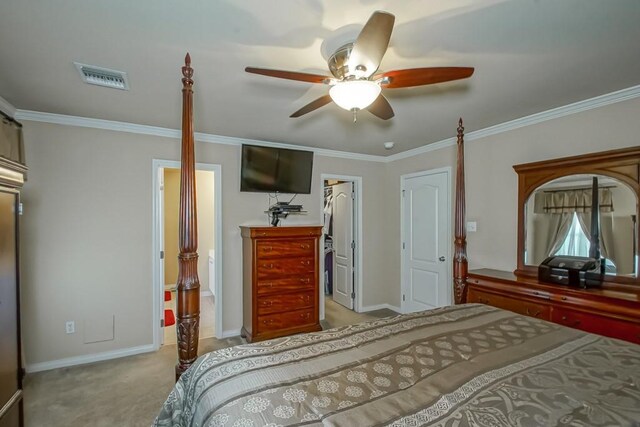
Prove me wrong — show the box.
[384,96,640,307]
[19,121,386,366]
[163,168,215,291]
[18,96,640,367]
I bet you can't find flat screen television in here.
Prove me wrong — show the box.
[240,144,314,194]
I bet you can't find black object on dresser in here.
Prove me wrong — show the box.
[0,115,27,427]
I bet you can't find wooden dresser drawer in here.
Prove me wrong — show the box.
[258,291,314,315]
[257,239,314,259]
[257,257,315,278]
[468,288,551,320]
[257,275,314,295]
[257,308,315,333]
[241,225,322,343]
[551,308,640,344]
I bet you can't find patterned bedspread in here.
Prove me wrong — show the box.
[154,304,640,426]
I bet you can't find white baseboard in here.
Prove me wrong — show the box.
[359,304,401,314]
[26,344,155,373]
[221,329,242,338]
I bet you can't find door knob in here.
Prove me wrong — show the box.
[439,256,446,262]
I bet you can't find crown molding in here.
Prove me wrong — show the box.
[385,84,640,163]
[384,137,457,162]
[0,94,17,118]
[15,83,640,164]
[14,110,387,163]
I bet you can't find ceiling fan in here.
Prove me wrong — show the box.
[245,11,474,121]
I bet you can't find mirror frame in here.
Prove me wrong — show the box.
[514,146,640,286]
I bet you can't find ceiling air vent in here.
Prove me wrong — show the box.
[74,62,129,90]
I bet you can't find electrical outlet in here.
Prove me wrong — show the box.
[65,321,75,334]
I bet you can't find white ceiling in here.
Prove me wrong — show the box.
[1,0,639,156]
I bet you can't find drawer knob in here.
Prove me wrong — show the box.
[561,316,581,327]
[300,312,310,320]
[262,319,274,325]
[263,246,273,252]
[265,283,273,288]
[526,308,541,317]
[301,244,310,249]
[262,301,273,307]
[300,278,310,283]
[263,263,274,269]
[301,260,310,266]
[300,295,310,303]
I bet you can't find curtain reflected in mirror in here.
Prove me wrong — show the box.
[525,174,638,277]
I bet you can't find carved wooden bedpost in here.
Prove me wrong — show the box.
[453,118,468,304]
[176,53,200,380]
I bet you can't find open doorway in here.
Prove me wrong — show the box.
[152,160,222,350]
[320,174,363,323]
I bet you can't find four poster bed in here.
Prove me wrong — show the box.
[158,55,640,426]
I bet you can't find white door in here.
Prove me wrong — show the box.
[402,171,450,313]
[332,182,354,309]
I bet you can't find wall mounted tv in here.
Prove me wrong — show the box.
[240,145,314,194]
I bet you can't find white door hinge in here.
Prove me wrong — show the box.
[402,242,405,249]
[160,251,165,259]
[18,203,23,215]
[160,318,165,327]
[402,294,406,302]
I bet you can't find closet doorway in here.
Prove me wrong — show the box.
[320,174,363,321]
[152,160,223,350]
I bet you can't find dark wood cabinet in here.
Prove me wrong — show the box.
[240,225,322,342]
[0,153,26,426]
[467,269,640,344]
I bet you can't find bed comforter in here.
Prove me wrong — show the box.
[154,304,640,426]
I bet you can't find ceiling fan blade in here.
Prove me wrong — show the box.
[367,94,394,120]
[376,67,475,88]
[290,95,333,118]
[348,11,395,77]
[245,67,329,84]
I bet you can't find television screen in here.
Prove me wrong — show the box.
[240,145,313,194]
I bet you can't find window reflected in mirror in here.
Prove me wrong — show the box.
[525,174,638,277]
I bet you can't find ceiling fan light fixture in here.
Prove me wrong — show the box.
[329,80,381,111]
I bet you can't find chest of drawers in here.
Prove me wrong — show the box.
[467,269,640,345]
[240,225,322,342]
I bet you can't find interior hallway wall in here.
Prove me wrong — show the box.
[163,168,179,286]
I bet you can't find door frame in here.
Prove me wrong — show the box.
[400,167,452,314]
[152,159,223,350]
[319,174,363,319]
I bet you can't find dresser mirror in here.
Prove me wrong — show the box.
[514,147,640,285]
[524,174,637,277]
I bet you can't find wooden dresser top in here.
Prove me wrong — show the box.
[469,269,640,304]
